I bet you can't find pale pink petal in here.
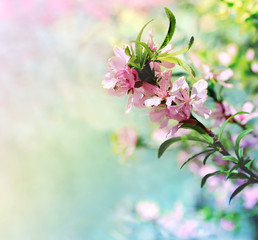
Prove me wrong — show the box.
[251,62,258,73]
[246,48,255,61]
[145,96,161,107]
[243,186,258,209]
[216,69,234,81]
[242,102,254,112]
[114,47,130,63]
[219,82,234,88]
[136,201,160,221]
[218,52,232,65]
[191,79,208,103]
[171,76,189,93]
[167,123,183,138]
[126,95,133,113]
[227,44,238,56]
[158,70,172,91]
[142,82,159,96]
[149,61,161,72]
[149,107,165,122]
[160,118,169,129]
[203,65,213,79]
[192,103,211,119]
[161,61,175,69]
[220,218,235,231]
[166,96,174,107]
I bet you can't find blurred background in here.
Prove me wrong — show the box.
[0,0,257,239]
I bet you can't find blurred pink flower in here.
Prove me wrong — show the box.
[189,53,233,88]
[251,62,258,73]
[234,102,258,125]
[152,127,190,142]
[211,101,234,127]
[170,77,211,120]
[158,202,184,231]
[227,44,238,56]
[214,69,234,88]
[148,29,175,72]
[218,52,232,65]
[135,201,160,220]
[246,48,255,61]
[220,218,235,231]
[112,127,138,159]
[243,186,258,209]
[175,220,198,239]
[203,65,214,80]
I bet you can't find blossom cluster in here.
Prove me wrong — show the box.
[103,29,211,137]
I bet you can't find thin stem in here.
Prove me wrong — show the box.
[193,117,258,183]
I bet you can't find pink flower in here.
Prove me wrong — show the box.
[227,44,238,56]
[220,218,235,231]
[211,101,235,127]
[144,70,173,107]
[112,127,138,159]
[251,62,258,73]
[203,65,214,80]
[218,52,232,65]
[214,68,234,88]
[146,70,174,128]
[158,202,184,231]
[152,128,190,142]
[175,220,198,239]
[243,186,258,209]
[147,29,175,72]
[112,66,139,95]
[246,48,255,61]
[234,102,258,125]
[170,77,211,120]
[103,47,130,89]
[135,201,160,220]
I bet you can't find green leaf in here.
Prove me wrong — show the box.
[181,149,214,169]
[234,129,253,159]
[141,50,149,69]
[125,46,131,57]
[158,135,210,158]
[158,8,176,51]
[157,56,195,77]
[227,172,249,180]
[245,159,254,170]
[158,36,194,58]
[131,41,153,58]
[135,19,154,62]
[229,182,250,204]
[201,171,222,188]
[127,56,141,69]
[180,124,212,143]
[238,148,244,159]
[221,156,238,163]
[218,112,249,140]
[203,151,216,165]
[225,165,239,180]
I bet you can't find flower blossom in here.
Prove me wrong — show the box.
[103,46,130,89]
[211,101,258,127]
[111,127,138,160]
[148,29,175,72]
[103,47,145,112]
[190,53,234,88]
[135,201,160,221]
[243,186,258,209]
[170,77,211,120]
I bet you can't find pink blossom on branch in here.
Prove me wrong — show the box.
[170,77,211,120]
